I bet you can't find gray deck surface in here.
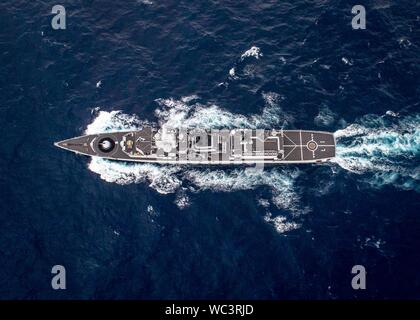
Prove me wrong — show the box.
[56,129,335,163]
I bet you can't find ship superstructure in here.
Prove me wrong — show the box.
[55,128,335,164]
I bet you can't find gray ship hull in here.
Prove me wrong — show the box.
[55,128,335,164]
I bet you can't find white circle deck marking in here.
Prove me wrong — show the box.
[307,141,318,151]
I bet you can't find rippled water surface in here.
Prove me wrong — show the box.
[0,0,419,299]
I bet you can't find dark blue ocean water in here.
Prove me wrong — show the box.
[0,0,419,299]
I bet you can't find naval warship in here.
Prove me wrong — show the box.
[55,128,335,164]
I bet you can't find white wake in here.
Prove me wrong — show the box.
[333,112,419,192]
[85,95,303,233]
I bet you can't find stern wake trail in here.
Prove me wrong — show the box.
[332,112,420,192]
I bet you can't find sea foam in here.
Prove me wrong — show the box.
[333,112,419,192]
[85,96,302,219]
